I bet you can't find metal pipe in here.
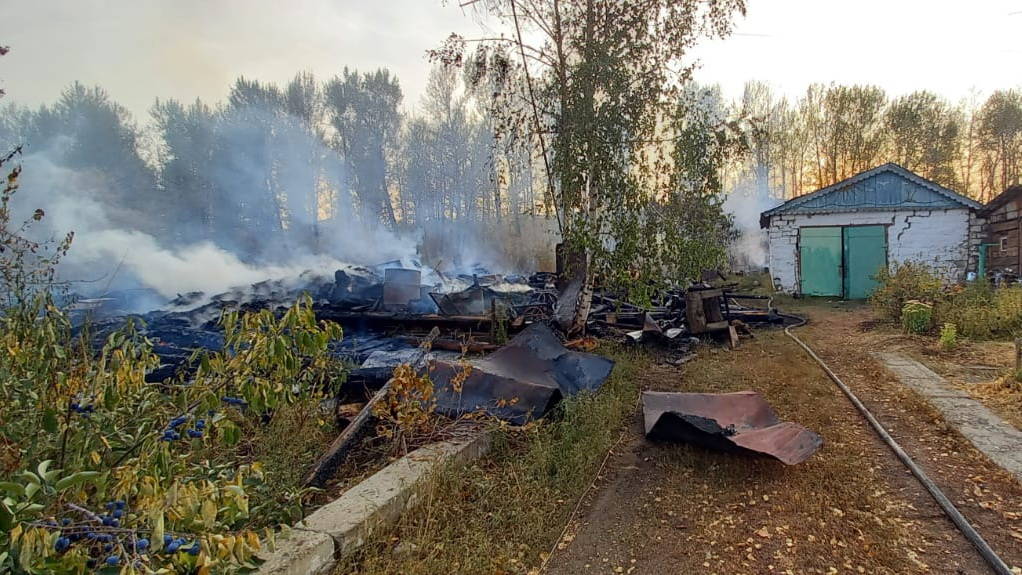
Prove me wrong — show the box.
[979,243,1000,280]
[780,313,1014,575]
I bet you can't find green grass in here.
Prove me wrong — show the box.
[333,345,646,575]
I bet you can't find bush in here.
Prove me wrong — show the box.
[0,146,353,572]
[939,322,958,350]
[931,281,1022,340]
[0,295,344,573]
[870,262,942,322]
[901,300,934,334]
[871,261,1022,340]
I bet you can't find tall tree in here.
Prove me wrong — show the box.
[976,89,1022,199]
[151,97,217,242]
[467,0,745,294]
[36,83,157,231]
[883,90,961,187]
[324,69,402,227]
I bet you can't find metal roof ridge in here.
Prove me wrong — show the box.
[759,163,981,228]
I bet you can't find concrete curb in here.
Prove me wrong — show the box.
[257,432,490,574]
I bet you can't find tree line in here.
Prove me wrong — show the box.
[726,81,1022,202]
[0,66,542,268]
[2,36,1019,288]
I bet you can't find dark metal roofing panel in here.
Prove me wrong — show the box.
[429,323,615,424]
[980,185,1022,216]
[760,163,982,228]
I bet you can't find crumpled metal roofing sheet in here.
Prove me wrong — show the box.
[429,323,615,424]
[642,390,822,465]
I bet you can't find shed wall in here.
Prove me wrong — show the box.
[983,198,1022,273]
[767,209,978,294]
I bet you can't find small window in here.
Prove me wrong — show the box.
[1001,236,1010,252]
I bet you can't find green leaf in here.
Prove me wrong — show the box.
[221,420,241,446]
[24,482,40,500]
[41,410,58,434]
[54,471,102,492]
[0,501,13,531]
[0,482,25,496]
[35,460,52,479]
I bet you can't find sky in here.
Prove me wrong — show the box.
[3,0,1022,120]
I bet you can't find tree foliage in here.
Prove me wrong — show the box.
[462,0,746,297]
[723,82,1022,202]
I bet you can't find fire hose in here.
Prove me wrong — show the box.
[781,312,1014,575]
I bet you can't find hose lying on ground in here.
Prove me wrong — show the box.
[781,312,1014,575]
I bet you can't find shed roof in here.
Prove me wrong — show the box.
[980,185,1022,216]
[759,163,982,228]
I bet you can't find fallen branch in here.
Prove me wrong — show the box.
[303,327,440,487]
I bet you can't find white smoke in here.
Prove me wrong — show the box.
[13,135,418,301]
[723,176,781,270]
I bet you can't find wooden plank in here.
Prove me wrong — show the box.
[685,291,708,334]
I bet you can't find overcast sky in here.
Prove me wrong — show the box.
[3,0,1022,121]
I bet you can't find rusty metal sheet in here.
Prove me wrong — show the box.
[429,323,615,424]
[641,391,822,465]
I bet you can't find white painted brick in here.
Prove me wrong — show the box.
[767,208,973,294]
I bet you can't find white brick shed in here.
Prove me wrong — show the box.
[759,164,983,298]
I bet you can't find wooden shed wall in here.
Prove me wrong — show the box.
[984,198,1022,272]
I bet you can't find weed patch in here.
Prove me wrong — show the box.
[871,262,1022,340]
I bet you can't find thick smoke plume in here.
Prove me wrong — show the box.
[13,122,418,302]
[724,173,781,270]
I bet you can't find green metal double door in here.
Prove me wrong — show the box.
[799,225,887,299]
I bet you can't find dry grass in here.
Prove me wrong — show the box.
[789,303,1022,572]
[860,318,1022,431]
[967,376,1022,431]
[332,344,646,575]
[327,300,1020,574]
[628,333,928,575]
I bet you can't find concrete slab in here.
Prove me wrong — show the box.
[257,432,489,574]
[298,433,490,556]
[256,528,335,575]
[874,351,1022,481]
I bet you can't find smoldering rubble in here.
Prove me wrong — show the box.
[78,259,792,425]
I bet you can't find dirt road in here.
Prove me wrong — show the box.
[544,302,1022,575]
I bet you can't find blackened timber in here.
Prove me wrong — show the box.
[315,310,499,331]
[304,328,440,487]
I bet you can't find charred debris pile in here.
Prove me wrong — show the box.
[81,264,784,380]
[73,263,808,482]
[78,263,789,427]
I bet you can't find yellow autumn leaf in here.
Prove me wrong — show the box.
[151,509,165,551]
[201,498,217,528]
[233,535,247,561]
